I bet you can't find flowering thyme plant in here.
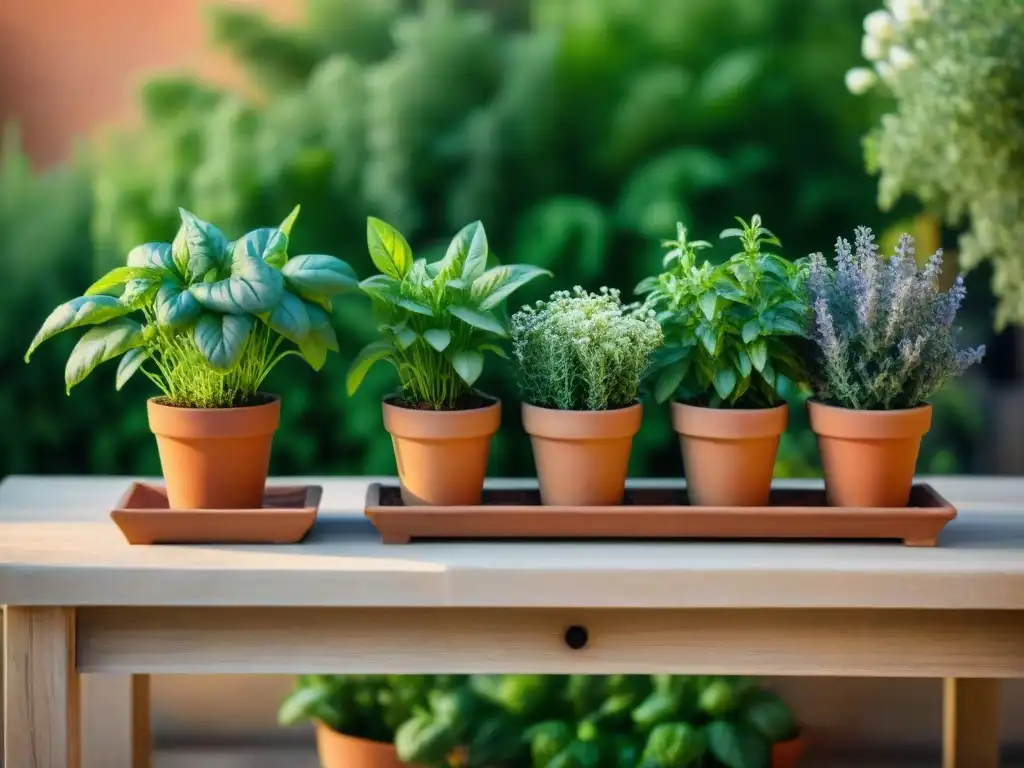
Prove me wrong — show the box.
[637,216,810,409]
[845,0,1024,327]
[510,287,662,411]
[808,227,985,410]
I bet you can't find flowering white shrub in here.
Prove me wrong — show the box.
[510,287,662,411]
[847,0,1024,327]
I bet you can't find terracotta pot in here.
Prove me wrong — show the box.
[809,401,932,507]
[315,721,411,768]
[671,402,788,507]
[522,403,643,506]
[383,398,501,506]
[772,733,807,768]
[147,395,280,510]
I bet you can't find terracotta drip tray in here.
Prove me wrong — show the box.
[365,483,956,546]
[111,483,322,545]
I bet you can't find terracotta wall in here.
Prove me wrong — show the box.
[0,0,298,167]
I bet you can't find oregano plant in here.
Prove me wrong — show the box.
[637,215,810,409]
[25,206,356,407]
[347,217,550,410]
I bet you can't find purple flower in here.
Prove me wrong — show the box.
[937,274,967,327]
[808,227,985,409]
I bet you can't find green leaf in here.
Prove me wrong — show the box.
[697,324,718,356]
[713,366,737,400]
[745,694,797,744]
[278,204,301,240]
[473,264,552,310]
[189,232,286,314]
[760,309,805,336]
[480,343,508,359]
[155,281,201,329]
[654,359,691,404]
[398,297,434,316]
[733,345,752,378]
[741,318,760,344]
[395,326,417,350]
[298,339,327,371]
[115,347,150,391]
[423,328,452,352]
[347,341,394,395]
[26,296,132,361]
[298,303,339,371]
[395,713,456,764]
[449,305,507,337]
[367,217,413,279]
[699,292,718,321]
[763,254,792,281]
[440,220,488,282]
[64,318,145,393]
[276,684,328,726]
[712,275,746,302]
[265,291,311,343]
[719,227,745,239]
[119,278,160,309]
[85,266,164,296]
[193,313,253,371]
[641,722,706,767]
[174,208,229,281]
[705,721,770,768]
[282,254,359,296]
[126,242,177,275]
[748,339,768,372]
[449,349,484,385]
[730,261,754,285]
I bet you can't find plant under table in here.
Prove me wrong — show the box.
[2,476,1022,768]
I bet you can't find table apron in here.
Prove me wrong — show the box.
[75,606,1024,677]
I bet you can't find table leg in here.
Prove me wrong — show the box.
[81,674,151,768]
[3,607,81,768]
[943,677,1000,768]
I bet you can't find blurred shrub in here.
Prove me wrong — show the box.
[0,128,160,477]
[11,0,981,477]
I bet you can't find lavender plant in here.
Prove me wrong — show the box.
[510,287,663,411]
[808,227,985,410]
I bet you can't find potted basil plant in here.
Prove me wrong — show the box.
[637,215,810,507]
[25,206,355,509]
[807,227,985,507]
[510,287,663,505]
[278,675,452,768]
[347,217,550,506]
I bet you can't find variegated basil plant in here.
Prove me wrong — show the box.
[25,206,356,408]
[347,218,550,410]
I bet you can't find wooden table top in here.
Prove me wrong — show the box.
[1,476,1023,609]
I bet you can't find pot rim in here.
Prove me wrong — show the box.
[808,399,932,440]
[313,720,394,748]
[671,401,788,439]
[522,401,642,440]
[147,394,281,439]
[382,396,501,440]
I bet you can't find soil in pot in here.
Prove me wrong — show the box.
[383,397,501,506]
[672,402,788,507]
[147,394,280,510]
[522,402,642,506]
[316,721,413,768]
[809,401,932,507]
[772,732,807,768]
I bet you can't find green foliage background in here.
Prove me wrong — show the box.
[3,0,986,479]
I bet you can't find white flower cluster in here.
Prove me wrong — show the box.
[510,286,663,411]
[846,0,934,95]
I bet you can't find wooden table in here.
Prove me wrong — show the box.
[2,475,1024,768]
